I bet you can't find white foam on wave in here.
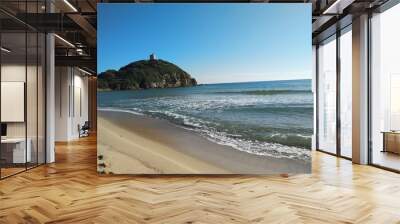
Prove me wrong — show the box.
[197,128,311,161]
[146,109,311,161]
[295,134,312,139]
[98,107,144,116]
[148,110,209,128]
[119,93,312,113]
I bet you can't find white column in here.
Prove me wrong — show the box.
[46,32,55,163]
[312,45,317,150]
[352,14,369,164]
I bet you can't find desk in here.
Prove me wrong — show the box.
[1,138,31,163]
[382,131,400,154]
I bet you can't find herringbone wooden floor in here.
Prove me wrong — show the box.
[1,135,400,224]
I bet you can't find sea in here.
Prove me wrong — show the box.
[98,79,313,161]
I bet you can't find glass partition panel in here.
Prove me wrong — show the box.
[371,4,400,171]
[317,36,337,154]
[339,28,352,158]
[1,31,27,177]
[38,32,45,165]
[0,1,46,179]
[27,31,38,169]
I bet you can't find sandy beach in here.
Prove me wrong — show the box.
[97,110,311,174]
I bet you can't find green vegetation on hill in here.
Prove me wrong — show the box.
[98,59,197,90]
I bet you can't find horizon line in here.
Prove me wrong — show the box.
[199,78,311,85]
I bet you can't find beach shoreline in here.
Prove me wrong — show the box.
[97,110,311,174]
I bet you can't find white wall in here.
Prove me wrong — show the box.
[1,82,25,122]
[1,64,26,139]
[1,64,26,81]
[55,66,69,141]
[55,67,89,141]
[72,72,89,138]
[1,64,41,137]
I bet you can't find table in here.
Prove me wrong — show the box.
[1,138,31,163]
[382,131,400,154]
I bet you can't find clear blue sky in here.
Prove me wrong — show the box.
[98,4,311,84]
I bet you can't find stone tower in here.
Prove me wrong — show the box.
[149,53,156,61]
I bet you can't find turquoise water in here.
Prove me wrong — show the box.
[98,79,313,161]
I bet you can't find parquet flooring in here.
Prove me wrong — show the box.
[0,135,400,223]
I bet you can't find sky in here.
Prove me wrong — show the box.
[98,4,312,84]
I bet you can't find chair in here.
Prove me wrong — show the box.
[79,121,90,138]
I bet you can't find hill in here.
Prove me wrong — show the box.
[97,58,197,90]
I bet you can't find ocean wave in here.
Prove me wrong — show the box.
[214,89,312,95]
[98,107,144,116]
[125,108,311,161]
[129,97,311,113]
[197,128,311,161]
[225,105,313,114]
[147,110,209,128]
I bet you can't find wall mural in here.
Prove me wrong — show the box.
[97,3,313,174]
